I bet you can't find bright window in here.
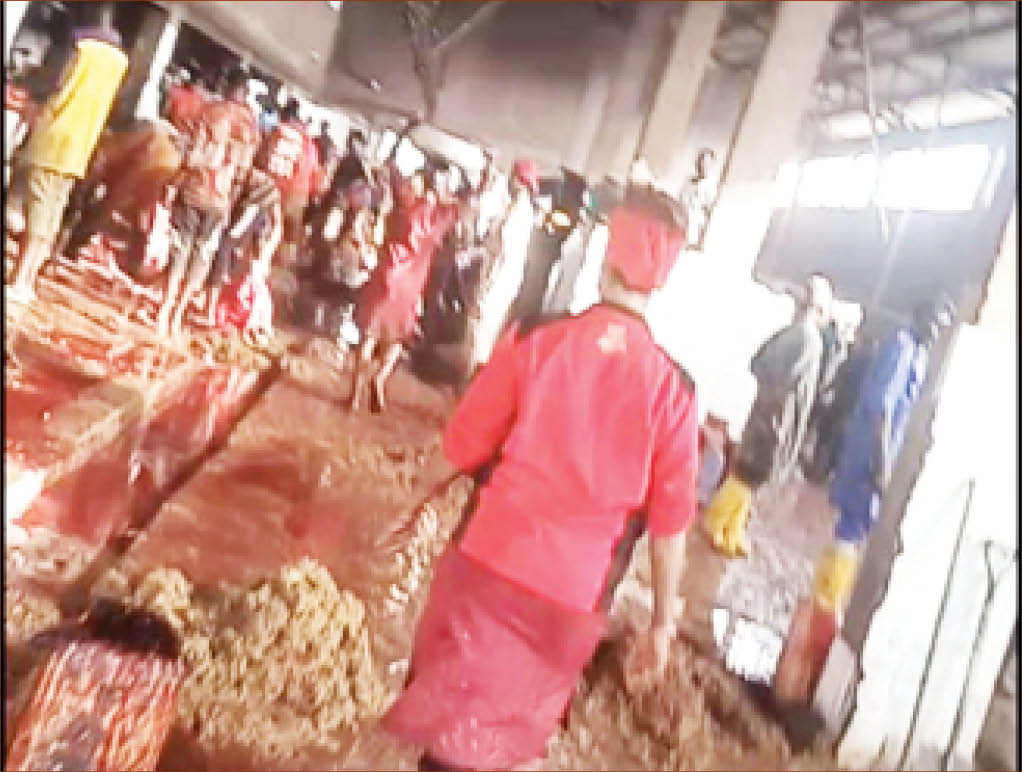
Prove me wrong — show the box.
[777,143,992,212]
[797,157,855,207]
[796,155,879,208]
[874,144,991,211]
[875,149,927,209]
[771,162,800,208]
[843,153,880,208]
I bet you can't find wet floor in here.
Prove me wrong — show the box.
[4,281,841,771]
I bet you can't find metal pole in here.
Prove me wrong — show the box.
[4,0,30,64]
[940,541,1017,770]
[898,479,976,770]
[859,3,889,244]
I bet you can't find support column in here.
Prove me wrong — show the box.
[135,9,180,121]
[648,0,840,427]
[584,2,676,180]
[4,0,30,63]
[110,4,174,126]
[700,0,839,278]
[976,201,1017,339]
[637,1,724,184]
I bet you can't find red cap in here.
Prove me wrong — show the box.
[512,159,540,195]
[605,205,686,292]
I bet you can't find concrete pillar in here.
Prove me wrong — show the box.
[564,59,612,174]
[584,2,676,180]
[4,0,30,63]
[977,201,1017,341]
[110,4,173,126]
[637,2,725,183]
[135,9,181,121]
[647,0,840,428]
[701,0,839,278]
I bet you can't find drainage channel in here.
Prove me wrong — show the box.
[58,356,285,618]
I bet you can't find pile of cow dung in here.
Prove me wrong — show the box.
[3,586,61,647]
[97,558,387,763]
[531,634,796,771]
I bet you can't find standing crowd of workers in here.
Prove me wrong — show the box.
[4,8,958,770]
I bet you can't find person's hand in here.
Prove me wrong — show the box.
[624,622,674,691]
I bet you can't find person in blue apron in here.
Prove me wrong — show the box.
[813,295,956,617]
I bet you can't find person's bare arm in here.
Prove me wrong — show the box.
[650,531,686,636]
[629,383,699,683]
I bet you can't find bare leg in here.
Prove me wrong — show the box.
[169,260,208,337]
[169,223,221,338]
[10,235,50,298]
[373,342,402,412]
[351,336,377,411]
[206,286,221,327]
[157,232,192,337]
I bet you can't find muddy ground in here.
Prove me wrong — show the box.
[5,281,841,771]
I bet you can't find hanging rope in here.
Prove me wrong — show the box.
[859,3,889,243]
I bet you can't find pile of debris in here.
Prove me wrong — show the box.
[532,635,795,771]
[97,558,387,763]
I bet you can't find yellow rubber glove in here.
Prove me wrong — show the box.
[812,542,860,615]
[702,475,753,558]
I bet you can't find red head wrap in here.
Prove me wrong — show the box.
[512,159,540,195]
[605,186,687,292]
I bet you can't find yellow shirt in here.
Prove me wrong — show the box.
[28,38,128,179]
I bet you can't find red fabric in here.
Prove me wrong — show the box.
[512,158,540,195]
[5,83,29,113]
[383,549,605,770]
[447,304,699,612]
[260,120,321,202]
[604,206,686,292]
[166,83,204,135]
[177,99,258,214]
[215,271,272,333]
[6,640,183,771]
[5,83,38,132]
[357,197,457,342]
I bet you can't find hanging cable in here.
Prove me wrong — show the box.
[940,541,1017,771]
[859,3,889,243]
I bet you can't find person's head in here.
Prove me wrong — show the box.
[695,148,716,180]
[599,183,688,312]
[511,158,540,198]
[92,2,117,33]
[409,169,428,199]
[347,129,367,155]
[222,66,249,102]
[559,168,589,221]
[912,294,956,346]
[628,157,654,186]
[183,60,202,85]
[803,273,834,326]
[280,97,301,123]
[76,3,121,48]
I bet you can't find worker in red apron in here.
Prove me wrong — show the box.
[157,67,259,337]
[382,183,698,771]
[351,167,460,412]
[164,64,206,137]
[256,97,322,268]
[66,119,183,281]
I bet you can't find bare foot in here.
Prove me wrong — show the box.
[373,377,387,413]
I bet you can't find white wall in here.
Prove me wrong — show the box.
[837,203,1018,769]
